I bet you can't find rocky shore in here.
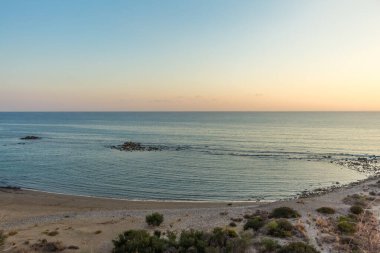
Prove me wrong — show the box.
[296,156,380,199]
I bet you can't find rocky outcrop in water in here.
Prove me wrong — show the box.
[20,136,41,140]
[111,141,162,152]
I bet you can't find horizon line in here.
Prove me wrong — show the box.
[1,110,380,113]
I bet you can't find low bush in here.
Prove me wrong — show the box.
[278,242,320,253]
[145,212,164,227]
[266,219,294,238]
[0,231,5,247]
[231,217,243,222]
[208,227,238,249]
[337,221,356,234]
[113,228,248,253]
[153,230,161,238]
[42,230,59,236]
[350,205,364,215]
[178,229,205,251]
[244,216,265,231]
[337,216,356,234]
[30,239,65,252]
[338,215,357,223]
[343,194,368,207]
[258,238,281,252]
[112,230,168,253]
[316,207,335,214]
[270,207,300,218]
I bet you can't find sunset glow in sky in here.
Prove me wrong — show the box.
[1,0,380,111]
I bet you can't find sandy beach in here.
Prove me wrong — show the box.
[1,177,379,253]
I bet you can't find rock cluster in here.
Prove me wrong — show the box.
[111,141,162,152]
[332,157,379,174]
[20,136,41,140]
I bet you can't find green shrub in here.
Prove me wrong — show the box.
[208,227,238,249]
[112,230,165,253]
[229,222,237,227]
[166,230,177,247]
[244,216,265,231]
[153,230,161,238]
[343,194,368,207]
[0,231,5,247]
[266,219,294,238]
[337,220,356,234]
[112,228,250,253]
[145,212,164,226]
[350,205,364,215]
[337,216,356,234]
[278,242,320,253]
[316,207,335,214]
[270,207,300,218]
[259,238,281,252]
[178,229,206,252]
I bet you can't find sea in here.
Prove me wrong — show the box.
[1,112,379,201]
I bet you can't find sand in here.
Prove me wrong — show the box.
[1,178,379,253]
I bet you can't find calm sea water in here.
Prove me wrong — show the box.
[0,112,378,201]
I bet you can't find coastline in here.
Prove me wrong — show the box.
[1,176,379,253]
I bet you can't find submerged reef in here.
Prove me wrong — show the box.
[20,136,41,140]
[111,141,163,152]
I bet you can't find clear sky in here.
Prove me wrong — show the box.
[1,0,379,111]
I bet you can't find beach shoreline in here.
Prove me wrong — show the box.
[1,176,379,253]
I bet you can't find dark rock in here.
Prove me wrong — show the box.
[111,141,163,152]
[20,136,41,140]
[0,186,21,190]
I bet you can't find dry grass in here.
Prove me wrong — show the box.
[350,208,380,252]
[8,230,18,236]
[42,230,59,236]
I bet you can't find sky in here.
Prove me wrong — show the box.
[1,0,380,111]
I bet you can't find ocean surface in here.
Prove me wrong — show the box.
[0,112,379,201]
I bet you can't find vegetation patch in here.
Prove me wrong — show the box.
[0,231,5,247]
[42,230,59,236]
[230,217,243,222]
[229,222,237,227]
[30,239,65,252]
[316,207,335,214]
[112,228,248,253]
[67,245,79,250]
[257,238,281,252]
[244,216,265,231]
[270,207,301,218]
[337,216,356,234]
[350,205,364,215]
[278,242,320,253]
[343,194,369,207]
[8,230,18,236]
[265,219,294,238]
[145,212,164,227]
